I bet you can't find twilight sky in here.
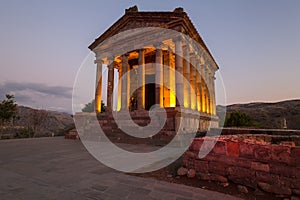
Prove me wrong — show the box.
[0,0,299,113]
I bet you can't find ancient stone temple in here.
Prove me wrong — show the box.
[89,6,219,134]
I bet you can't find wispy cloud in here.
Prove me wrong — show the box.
[0,82,72,99]
[0,81,73,112]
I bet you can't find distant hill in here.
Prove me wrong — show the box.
[217,99,300,130]
[14,106,75,137]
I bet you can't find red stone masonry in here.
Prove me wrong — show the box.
[182,136,300,196]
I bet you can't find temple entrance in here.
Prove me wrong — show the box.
[145,74,155,110]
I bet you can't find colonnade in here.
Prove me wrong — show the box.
[95,39,217,115]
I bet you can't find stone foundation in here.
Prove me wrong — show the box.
[72,110,218,145]
[182,135,300,197]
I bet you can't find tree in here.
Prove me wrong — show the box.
[0,94,18,126]
[82,100,106,112]
[224,111,254,127]
[0,94,18,139]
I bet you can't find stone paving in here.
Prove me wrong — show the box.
[0,137,241,200]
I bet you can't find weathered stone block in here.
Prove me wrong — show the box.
[227,166,256,188]
[208,161,229,176]
[197,172,228,183]
[291,147,300,167]
[251,161,270,172]
[226,141,239,157]
[212,141,226,155]
[189,139,203,151]
[194,160,209,173]
[187,169,196,178]
[239,142,255,158]
[253,145,272,162]
[270,164,300,178]
[177,167,188,176]
[256,171,279,184]
[237,185,249,194]
[217,156,252,169]
[271,145,291,164]
[258,182,292,195]
[184,150,197,159]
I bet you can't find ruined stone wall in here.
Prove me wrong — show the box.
[182,136,300,197]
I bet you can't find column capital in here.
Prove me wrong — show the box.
[107,56,115,64]
[138,48,145,53]
[94,59,104,64]
[173,35,184,43]
[153,42,163,49]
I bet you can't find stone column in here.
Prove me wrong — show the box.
[205,66,211,114]
[207,71,211,114]
[174,39,184,107]
[117,68,122,111]
[106,57,114,112]
[209,72,216,115]
[212,74,216,115]
[155,45,163,107]
[190,54,197,110]
[121,54,129,110]
[137,49,145,110]
[200,62,206,113]
[183,45,191,108]
[196,60,202,112]
[95,61,103,112]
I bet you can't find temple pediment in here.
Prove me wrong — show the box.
[88,6,217,68]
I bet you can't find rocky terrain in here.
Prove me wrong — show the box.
[11,106,75,137]
[217,99,300,130]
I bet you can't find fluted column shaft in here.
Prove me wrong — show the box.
[183,45,191,108]
[95,61,103,112]
[106,58,114,112]
[137,49,145,110]
[155,47,163,107]
[174,39,184,107]
[190,54,197,110]
[121,54,129,110]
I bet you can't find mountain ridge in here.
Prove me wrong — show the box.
[217,99,300,130]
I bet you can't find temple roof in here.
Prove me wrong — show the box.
[89,6,218,68]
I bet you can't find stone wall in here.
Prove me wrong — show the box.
[215,128,300,136]
[182,135,300,197]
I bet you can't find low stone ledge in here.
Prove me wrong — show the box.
[181,135,300,197]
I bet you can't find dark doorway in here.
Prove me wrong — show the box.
[145,74,155,110]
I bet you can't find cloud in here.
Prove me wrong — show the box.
[0,81,73,112]
[0,82,72,99]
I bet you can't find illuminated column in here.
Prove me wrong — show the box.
[117,67,122,111]
[200,62,206,112]
[163,50,170,107]
[208,71,212,114]
[169,51,176,107]
[196,60,202,112]
[212,74,216,115]
[209,72,216,115]
[183,45,191,108]
[205,66,210,114]
[121,54,129,110]
[106,57,114,112]
[190,54,197,110]
[137,49,145,110]
[95,61,103,112]
[174,38,184,107]
[155,45,163,107]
